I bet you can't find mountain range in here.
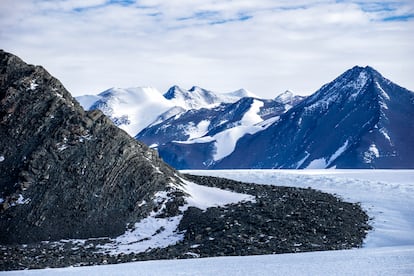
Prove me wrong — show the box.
[1,50,372,266]
[78,66,414,169]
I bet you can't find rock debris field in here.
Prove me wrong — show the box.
[1,174,371,271]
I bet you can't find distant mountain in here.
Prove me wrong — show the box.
[136,94,305,169]
[164,86,257,110]
[77,86,257,136]
[216,66,414,169]
[274,90,306,110]
[78,66,414,169]
[77,87,174,137]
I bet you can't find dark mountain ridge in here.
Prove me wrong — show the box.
[216,66,414,169]
[137,96,302,169]
[0,50,185,244]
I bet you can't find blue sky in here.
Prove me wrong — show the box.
[1,0,413,97]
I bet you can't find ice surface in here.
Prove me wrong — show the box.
[8,246,412,276]
[187,170,414,249]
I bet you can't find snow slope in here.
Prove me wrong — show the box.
[77,86,260,137]
[78,87,174,136]
[3,170,414,275]
[176,99,266,161]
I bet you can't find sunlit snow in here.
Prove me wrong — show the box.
[305,158,327,169]
[364,144,380,163]
[178,99,266,161]
[326,140,349,166]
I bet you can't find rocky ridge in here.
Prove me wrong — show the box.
[0,50,185,244]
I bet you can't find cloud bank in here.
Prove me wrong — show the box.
[1,0,413,97]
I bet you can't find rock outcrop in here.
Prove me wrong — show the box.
[0,50,184,244]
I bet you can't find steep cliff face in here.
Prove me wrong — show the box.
[0,50,185,244]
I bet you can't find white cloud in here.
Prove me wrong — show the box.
[1,0,413,98]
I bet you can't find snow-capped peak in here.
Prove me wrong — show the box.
[275,90,294,104]
[274,90,306,111]
[222,88,257,99]
[99,86,168,103]
[163,85,220,110]
[303,65,394,113]
[78,87,174,136]
[163,86,257,110]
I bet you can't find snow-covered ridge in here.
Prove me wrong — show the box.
[78,87,174,136]
[77,85,263,136]
[163,85,259,110]
[174,99,269,162]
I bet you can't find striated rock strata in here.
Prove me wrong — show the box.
[0,50,184,244]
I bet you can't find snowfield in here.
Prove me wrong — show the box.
[3,170,414,275]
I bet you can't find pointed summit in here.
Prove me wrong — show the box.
[163,85,187,100]
[215,66,414,169]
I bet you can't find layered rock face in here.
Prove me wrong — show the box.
[0,50,184,244]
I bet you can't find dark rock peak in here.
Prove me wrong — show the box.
[189,86,203,92]
[302,65,403,112]
[163,85,183,99]
[0,50,185,244]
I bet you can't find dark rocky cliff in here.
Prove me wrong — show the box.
[0,50,185,244]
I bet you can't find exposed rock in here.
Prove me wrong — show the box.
[0,50,184,244]
[0,174,371,271]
